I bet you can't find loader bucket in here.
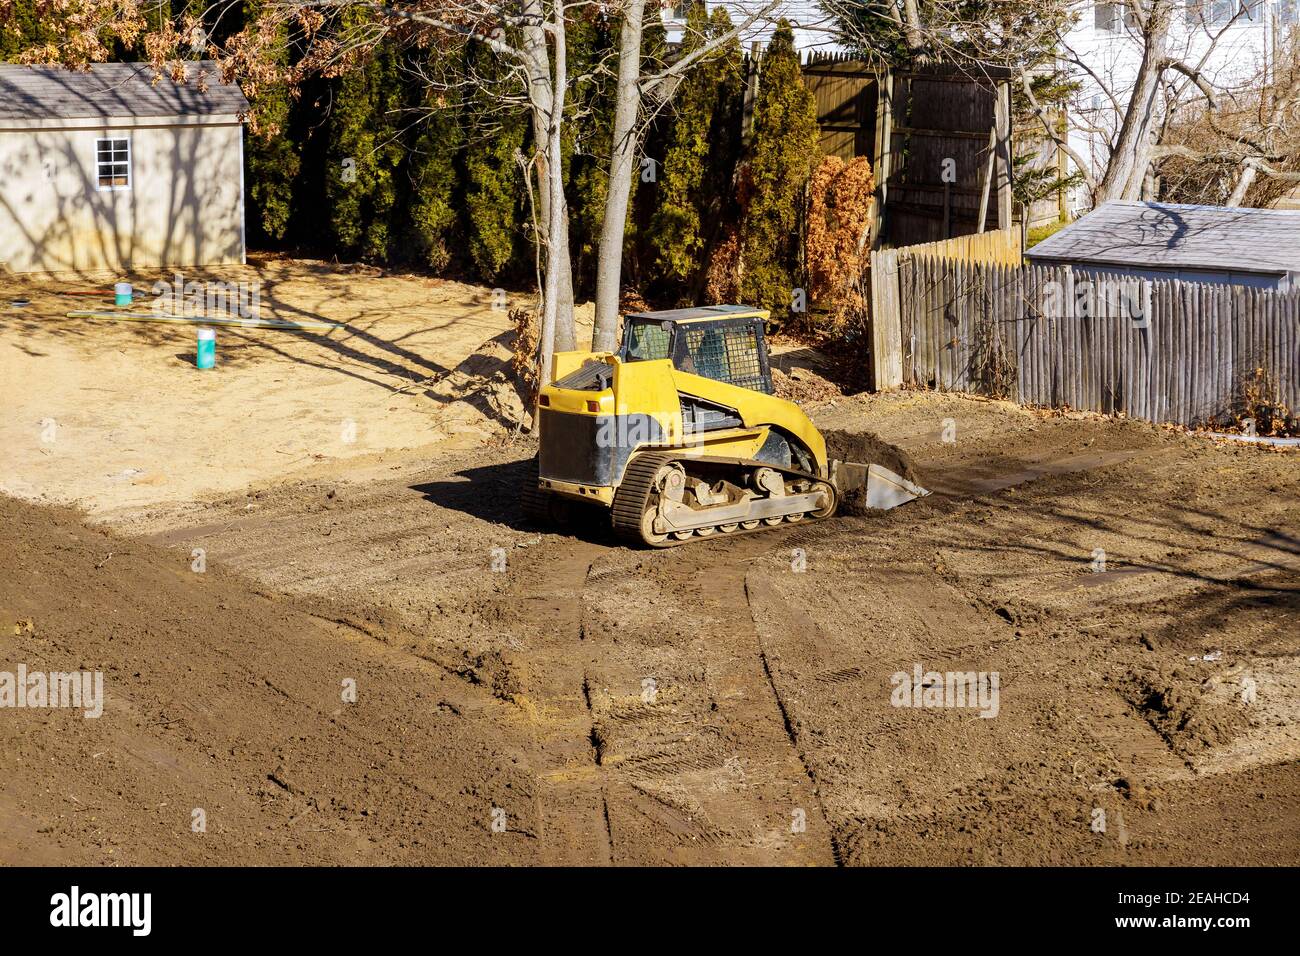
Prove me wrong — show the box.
[829,460,930,511]
[865,464,930,510]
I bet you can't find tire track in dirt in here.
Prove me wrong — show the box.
[481,535,615,865]
[577,528,838,865]
[477,515,841,863]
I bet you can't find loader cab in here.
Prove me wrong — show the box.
[620,306,775,394]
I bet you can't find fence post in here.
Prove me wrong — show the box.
[870,249,904,389]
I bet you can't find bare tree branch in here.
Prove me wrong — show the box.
[1021,70,1097,191]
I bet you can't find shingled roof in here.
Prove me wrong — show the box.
[0,61,248,122]
[1025,201,1300,277]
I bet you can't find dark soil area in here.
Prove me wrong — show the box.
[4,392,1297,866]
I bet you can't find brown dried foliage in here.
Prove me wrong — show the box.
[1236,367,1298,437]
[801,155,874,339]
[509,306,540,409]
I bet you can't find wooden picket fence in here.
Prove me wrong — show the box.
[885,229,1024,266]
[870,229,1023,393]
[870,253,1300,427]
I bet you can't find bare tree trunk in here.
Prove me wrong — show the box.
[1096,1,1171,203]
[1225,163,1258,207]
[901,0,925,55]
[523,1,575,386]
[587,0,778,348]
[529,101,577,352]
[591,0,646,353]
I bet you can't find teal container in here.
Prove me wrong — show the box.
[196,327,216,369]
[114,282,133,307]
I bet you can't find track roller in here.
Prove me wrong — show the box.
[612,452,836,548]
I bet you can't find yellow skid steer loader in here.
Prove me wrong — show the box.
[524,306,928,546]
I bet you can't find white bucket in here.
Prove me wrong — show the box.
[113,281,133,306]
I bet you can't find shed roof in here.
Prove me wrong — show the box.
[0,61,248,121]
[1025,201,1300,277]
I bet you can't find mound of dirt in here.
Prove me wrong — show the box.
[821,429,922,517]
[425,332,530,435]
[823,428,920,482]
[773,366,843,405]
[0,493,539,865]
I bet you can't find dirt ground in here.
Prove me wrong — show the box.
[1,269,1297,865]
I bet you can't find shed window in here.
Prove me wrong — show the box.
[95,138,131,190]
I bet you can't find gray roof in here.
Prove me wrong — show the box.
[1025,201,1300,277]
[0,61,248,121]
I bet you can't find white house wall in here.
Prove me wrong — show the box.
[0,120,245,274]
[660,1,845,53]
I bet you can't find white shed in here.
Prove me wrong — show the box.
[0,61,248,274]
[1025,201,1300,293]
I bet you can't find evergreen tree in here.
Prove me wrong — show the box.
[739,21,819,317]
[324,18,404,260]
[407,92,464,272]
[624,13,669,289]
[0,2,56,59]
[241,1,299,243]
[461,43,528,283]
[1011,63,1082,217]
[245,80,299,242]
[565,8,618,293]
[647,2,741,296]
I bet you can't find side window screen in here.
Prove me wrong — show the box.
[680,324,771,393]
[625,320,670,361]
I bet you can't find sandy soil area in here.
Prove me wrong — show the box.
[2,369,1296,863]
[0,255,596,515]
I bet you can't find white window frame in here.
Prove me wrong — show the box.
[95,136,131,191]
[1186,0,1267,26]
[1094,2,1141,33]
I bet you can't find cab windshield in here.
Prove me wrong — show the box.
[622,319,671,362]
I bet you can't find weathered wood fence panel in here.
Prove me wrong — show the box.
[868,228,1022,390]
[869,247,904,389]
[879,253,1300,427]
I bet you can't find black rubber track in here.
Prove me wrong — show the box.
[612,452,836,548]
[611,451,677,546]
[521,456,552,524]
